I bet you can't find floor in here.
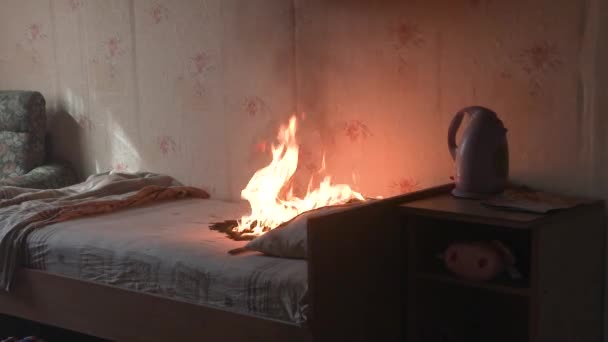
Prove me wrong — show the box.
[0,315,106,341]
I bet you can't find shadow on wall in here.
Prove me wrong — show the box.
[47,106,144,182]
[46,107,85,182]
[45,83,146,182]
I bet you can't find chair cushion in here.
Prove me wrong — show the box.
[0,132,43,179]
[0,91,46,179]
[0,163,77,189]
[0,91,45,133]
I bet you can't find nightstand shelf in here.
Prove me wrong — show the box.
[415,271,530,297]
[400,187,605,342]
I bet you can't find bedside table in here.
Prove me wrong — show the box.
[400,189,605,342]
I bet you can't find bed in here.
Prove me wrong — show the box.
[23,198,308,325]
[0,174,446,341]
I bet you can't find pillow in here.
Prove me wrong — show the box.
[234,201,372,259]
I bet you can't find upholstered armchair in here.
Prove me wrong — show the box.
[0,91,76,189]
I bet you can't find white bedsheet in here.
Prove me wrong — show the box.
[23,198,308,324]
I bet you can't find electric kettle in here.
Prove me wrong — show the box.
[448,106,509,199]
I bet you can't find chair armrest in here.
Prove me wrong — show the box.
[0,163,77,189]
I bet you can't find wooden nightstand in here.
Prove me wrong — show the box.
[400,189,605,342]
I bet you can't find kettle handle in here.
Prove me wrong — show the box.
[448,109,467,160]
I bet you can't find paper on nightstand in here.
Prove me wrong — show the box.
[482,187,591,214]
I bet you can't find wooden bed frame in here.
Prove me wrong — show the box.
[0,185,452,341]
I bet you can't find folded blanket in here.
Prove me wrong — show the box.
[0,171,209,291]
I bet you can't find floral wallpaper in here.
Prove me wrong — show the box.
[0,0,604,200]
[0,0,295,200]
[294,0,603,199]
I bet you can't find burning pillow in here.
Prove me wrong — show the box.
[221,115,369,257]
[231,202,367,259]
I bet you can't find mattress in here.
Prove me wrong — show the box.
[22,198,308,324]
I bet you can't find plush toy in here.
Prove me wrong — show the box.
[441,240,520,281]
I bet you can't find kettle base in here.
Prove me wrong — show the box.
[451,188,501,200]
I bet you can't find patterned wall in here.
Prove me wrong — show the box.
[295,0,604,198]
[0,0,605,200]
[0,0,296,200]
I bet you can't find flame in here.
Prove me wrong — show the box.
[236,115,365,235]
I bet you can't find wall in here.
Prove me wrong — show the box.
[0,0,295,200]
[594,0,608,200]
[0,0,605,200]
[295,0,601,198]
